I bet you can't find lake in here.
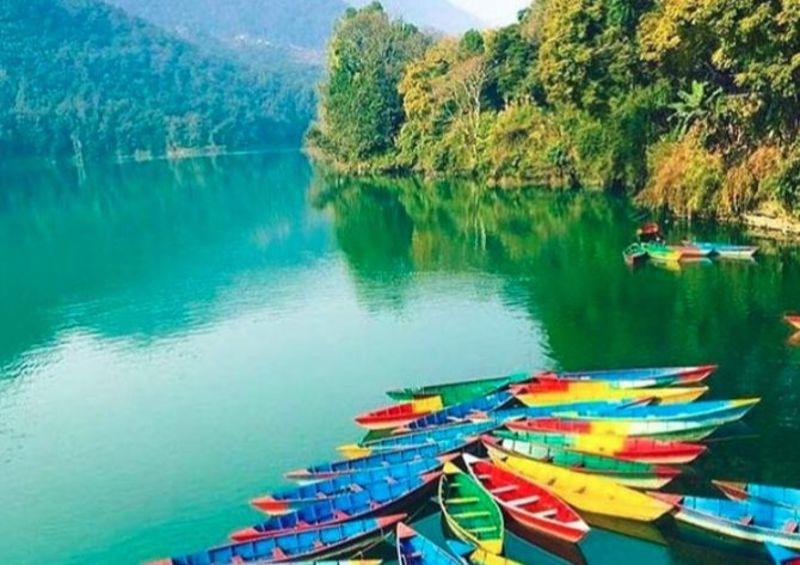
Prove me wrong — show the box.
[1,152,800,564]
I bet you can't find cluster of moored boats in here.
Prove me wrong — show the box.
[148,364,800,565]
[623,223,759,266]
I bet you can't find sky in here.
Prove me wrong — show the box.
[450,0,531,26]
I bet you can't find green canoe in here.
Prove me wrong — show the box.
[485,434,679,490]
[386,372,530,406]
[439,462,505,554]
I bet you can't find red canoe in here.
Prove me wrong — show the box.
[354,397,442,431]
[462,454,590,543]
[786,315,800,331]
[504,421,706,464]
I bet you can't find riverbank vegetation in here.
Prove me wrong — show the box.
[309,1,800,221]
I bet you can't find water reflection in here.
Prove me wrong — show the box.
[0,153,330,377]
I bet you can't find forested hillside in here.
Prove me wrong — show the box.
[310,2,800,221]
[0,0,309,161]
[106,0,346,51]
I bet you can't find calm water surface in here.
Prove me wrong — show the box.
[1,153,800,564]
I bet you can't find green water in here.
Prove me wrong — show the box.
[1,152,800,565]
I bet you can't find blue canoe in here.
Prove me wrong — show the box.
[683,241,758,259]
[562,399,759,424]
[251,459,446,514]
[233,471,439,542]
[551,365,717,386]
[404,392,514,432]
[285,441,464,482]
[342,420,501,457]
[658,494,800,549]
[397,523,460,565]
[715,481,800,509]
[149,514,406,565]
[767,542,800,564]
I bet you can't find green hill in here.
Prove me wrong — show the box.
[0,0,311,161]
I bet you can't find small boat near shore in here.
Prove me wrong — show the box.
[402,391,514,432]
[284,442,463,483]
[148,514,406,564]
[714,480,800,509]
[355,397,443,430]
[682,241,759,259]
[653,493,800,549]
[483,435,680,489]
[338,420,500,459]
[542,365,717,387]
[496,428,706,464]
[511,380,708,407]
[643,243,683,263]
[491,451,673,522]
[396,522,461,565]
[231,472,439,542]
[463,454,590,543]
[251,458,447,514]
[439,462,504,555]
[507,416,722,441]
[564,398,760,425]
[623,243,648,266]
[386,372,530,406]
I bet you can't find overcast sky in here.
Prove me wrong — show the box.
[450,0,530,26]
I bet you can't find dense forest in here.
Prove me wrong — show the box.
[310,2,800,220]
[0,0,312,161]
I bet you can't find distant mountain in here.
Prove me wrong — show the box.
[0,0,312,160]
[347,0,486,34]
[105,0,347,51]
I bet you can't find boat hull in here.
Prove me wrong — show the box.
[463,455,589,544]
[492,453,672,522]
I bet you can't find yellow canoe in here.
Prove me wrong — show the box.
[491,451,673,522]
[515,381,707,407]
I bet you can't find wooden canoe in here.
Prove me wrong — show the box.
[462,453,589,543]
[338,421,500,459]
[511,380,708,407]
[498,428,706,464]
[643,243,683,262]
[506,417,722,441]
[491,451,673,522]
[402,391,514,433]
[653,493,800,549]
[623,243,648,267]
[562,398,760,424]
[284,443,463,483]
[148,514,405,564]
[542,365,717,387]
[446,540,525,565]
[714,480,800,510]
[438,462,504,555]
[786,315,800,331]
[355,397,443,431]
[483,435,679,490]
[386,372,531,406]
[767,543,800,564]
[231,471,439,542]
[396,522,461,565]
[684,241,758,259]
[251,458,447,514]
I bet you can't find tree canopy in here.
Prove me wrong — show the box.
[312,0,800,219]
